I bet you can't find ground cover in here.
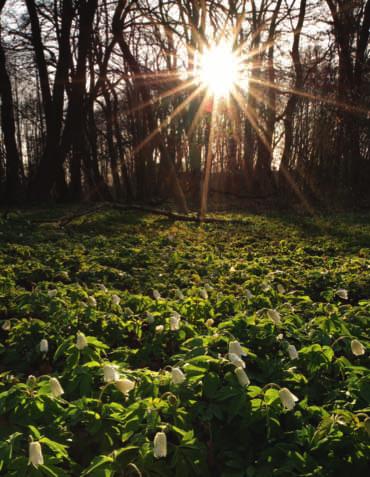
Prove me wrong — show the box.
[0,208,369,476]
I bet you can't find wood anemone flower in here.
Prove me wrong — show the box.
[279,387,299,410]
[171,367,186,385]
[234,367,250,387]
[29,441,44,468]
[114,378,135,395]
[153,432,167,458]
[170,314,181,331]
[50,377,64,398]
[103,364,120,383]
[228,340,246,357]
[40,339,48,353]
[76,332,88,350]
[228,352,246,368]
[351,339,365,356]
[267,309,281,325]
[287,344,299,360]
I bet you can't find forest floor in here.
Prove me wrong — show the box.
[0,207,369,476]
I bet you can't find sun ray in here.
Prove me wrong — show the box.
[122,78,196,116]
[132,84,206,157]
[249,77,370,116]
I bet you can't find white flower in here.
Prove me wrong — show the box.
[50,377,64,398]
[98,283,108,292]
[175,289,184,300]
[276,333,284,341]
[29,441,44,467]
[261,282,270,292]
[153,431,167,458]
[205,318,214,327]
[2,320,11,331]
[47,289,57,298]
[287,344,299,360]
[40,339,48,353]
[267,309,281,325]
[351,339,365,356]
[112,294,120,305]
[234,367,250,387]
[229,340,247,357]
[87,296,97,307]
[245,289,254,299]
[155,325,164,333]
[170,314,181,331]
[171,367,186,385]
[146,311,155,324]
[336,288,348,300]
[228,352,246,368]
[103,364,120,382]
[277,284,285,294]
[153,289,161,300]
[200,288,208,299]
[76,332,88,350]
[279,387,299,410]
[114,378,135,395]
[230,266,236,273]
[27,375,37,387]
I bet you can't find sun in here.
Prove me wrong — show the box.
[197,41,242,98]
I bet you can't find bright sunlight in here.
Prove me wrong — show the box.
[197,41,243,98]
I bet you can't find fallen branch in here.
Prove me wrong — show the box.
[112,203,250,224]
[33,202,251,227]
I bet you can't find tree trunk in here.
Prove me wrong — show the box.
[0,1,22,203]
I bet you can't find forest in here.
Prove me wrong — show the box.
[0,2,369,476]
[0,0,369,211]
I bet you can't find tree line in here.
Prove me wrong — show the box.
[0,0,369,211]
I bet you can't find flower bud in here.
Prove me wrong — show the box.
[336,288,348,300]
[29,441,44,467]
[245,289,254,299]
[27,375,37,387]
[2,320,11,331]
[229,340,246,357]
[234,367,250,387]
[76,332,88,350]
[112,294,120,305]
[267,309,281,325]
[228,352,245,368]
[287,344,299,360]
[153,289,161,300]
[40,339,48,353]
[171,367,186,385]
[50,377,64,398]
[155,325,164,333]
[114,378,135,395]
[103,364,120,382]
[279,387,299,410]
[87,296,97,307]
[153,432,167,458]
[277,284,285,294]
[200,289,208,300]
[170,314,181,331]
[205,318,214,327]
[351,339,365,356]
